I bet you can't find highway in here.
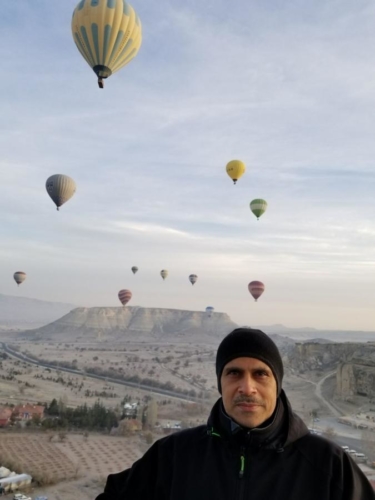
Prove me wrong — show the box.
[0,342,201,403]
[2,341,374,461]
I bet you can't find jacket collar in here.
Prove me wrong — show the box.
[207,389,308,449]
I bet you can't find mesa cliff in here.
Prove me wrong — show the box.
[19,306,238,344]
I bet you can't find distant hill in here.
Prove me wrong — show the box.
[0,294,76,330]
[256,324,375,343]
[18,306,238,343]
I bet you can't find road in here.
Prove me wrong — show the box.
[0,342,200,404]
[314,371,343,417]
[308,373,375,460]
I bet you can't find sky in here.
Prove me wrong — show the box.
[1,0,375,331]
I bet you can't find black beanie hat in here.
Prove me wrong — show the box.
[216,328,284,395]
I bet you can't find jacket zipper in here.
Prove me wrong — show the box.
[237,446,246,500]
[239,447,245,479]
[209,429,247,498]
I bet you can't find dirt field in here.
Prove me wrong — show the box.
[2,340,325,418]
[0,339,329,500]
[0,432,146,500]
[13,340,217,396]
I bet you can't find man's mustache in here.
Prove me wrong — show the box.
[233,396,265,406]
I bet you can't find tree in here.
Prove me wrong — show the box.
[310,409,319,419]
[47,398,59,416]
[10,410,19,426]
[31,413,41,426]
[145,431,153,444]
[146,399,158,429]
[322,427,336,440]
[58,395,68,414]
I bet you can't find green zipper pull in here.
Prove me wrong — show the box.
[239,450,245,479]
[207,427,221,438]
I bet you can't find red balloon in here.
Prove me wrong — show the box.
[118,289,132,306]
[248,281,265,302]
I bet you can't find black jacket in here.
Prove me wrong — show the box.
[96,391,375,499]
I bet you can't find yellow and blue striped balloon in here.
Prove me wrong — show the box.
[71,0,142,88]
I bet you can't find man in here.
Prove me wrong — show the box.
[96,328,375,499]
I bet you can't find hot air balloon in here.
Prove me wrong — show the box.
[205,306,214,318]
[250,199,268,220]
[131,266,138,274]
[189,274,198,285]
[160,270,168,280]
[13,272,26,286]
[226,160,246,185]
[71,0,142,88]
[46,175,76,211]
[248,281,265,302]
[118,289,132,306]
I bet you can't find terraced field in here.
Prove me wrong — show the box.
[0,432,144,499]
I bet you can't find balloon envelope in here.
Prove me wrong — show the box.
[226,160,246,185]
[205,306,214,317]
[160,270,168,280]
[118,289,132,306]
[46,175,76,210]
[131,266,138,274]
[250,199,268,220]
[189,274,198,285]
[248,281,265,302]
[13,272,26,286]
[71,0,142,88]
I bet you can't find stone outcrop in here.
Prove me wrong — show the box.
[336,346,375,399]
[290,342,359,372]
[289,341,375,399]
[19,306,238,344]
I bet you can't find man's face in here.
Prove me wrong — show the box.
[220,357,277,428]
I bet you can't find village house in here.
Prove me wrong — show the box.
[123,402,138,419]
[12,404,44,421]
[0,408,13,427]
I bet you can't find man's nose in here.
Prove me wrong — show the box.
[238,374,257,394]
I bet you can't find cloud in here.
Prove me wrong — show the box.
[1,1,375,329]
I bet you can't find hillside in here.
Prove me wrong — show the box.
[258,324,375,343]
[0,293,76,330]
[19,306,238,343]
[287,341,375,401]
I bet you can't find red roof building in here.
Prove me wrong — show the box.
[0,408,12,427]
[12,404,44,421]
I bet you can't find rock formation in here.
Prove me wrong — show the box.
[289,341,375,400]
[19,306,238,344]
[336,345,375,399]
[290,342,358,372]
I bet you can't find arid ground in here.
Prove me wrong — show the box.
[0,338,329,499]
[0,431,148,499]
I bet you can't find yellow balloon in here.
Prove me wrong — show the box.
[226,160,246,185]
[72,0,142,88]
